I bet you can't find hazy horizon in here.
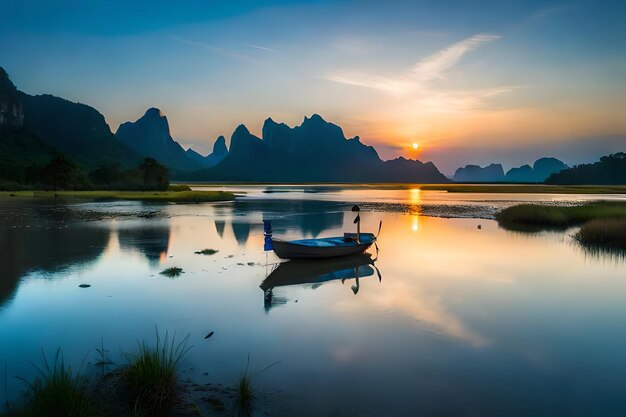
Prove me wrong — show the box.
[2,0,624,174]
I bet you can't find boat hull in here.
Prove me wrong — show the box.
[271,238,373,259]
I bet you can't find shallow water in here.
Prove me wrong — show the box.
[1,188,626,416]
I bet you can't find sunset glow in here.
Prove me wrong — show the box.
[1,1,624,174]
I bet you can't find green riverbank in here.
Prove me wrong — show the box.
[0,190,236,203]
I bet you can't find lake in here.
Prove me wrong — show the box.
[2,186,626,416]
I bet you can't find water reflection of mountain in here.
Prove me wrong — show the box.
[231,222,252,245]
[117,223,171,265]
[0,225,110,306]
[232,199,345,240]
[261,253,381,310]
[214,220,225,238]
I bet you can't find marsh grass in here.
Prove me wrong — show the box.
[160,267,184,278]
[575,219,626,250]
[121,330,191,417]
[496,201,626,231]
[9,349,101,417]
[194,249,219,255]
[232,355,280,417]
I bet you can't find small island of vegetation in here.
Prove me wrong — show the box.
[496,201,626,250]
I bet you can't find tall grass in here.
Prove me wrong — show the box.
[11,349,101,417]
[234,356,254,417]
[121,329,191,417]
[576,219,626,249]
[496,201,626,230]
[233,355,280,417]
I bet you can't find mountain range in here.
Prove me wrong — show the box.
[185,115,448,182]
[1,66,583,185]
[0,67,450,183]
[453,158,568,183]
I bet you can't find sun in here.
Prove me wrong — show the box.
[412,143,419,150]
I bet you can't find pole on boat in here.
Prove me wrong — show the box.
[351,205,361,243]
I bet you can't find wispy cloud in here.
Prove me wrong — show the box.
[242,42,276,53]
[323,34,500,95]
[323,33,508,110]
[325,33,501,97]
[169,35,268,63]
[412,34,500,81]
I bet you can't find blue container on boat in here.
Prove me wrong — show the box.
[263,220,273,236]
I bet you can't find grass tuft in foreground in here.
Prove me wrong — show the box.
[121,329,191,417]
[232,355,280,417]
[194,249,219,255]
[8,349,101,417]
[160,267,184,278]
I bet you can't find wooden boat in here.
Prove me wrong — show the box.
[270,204,381,260]
[271,232,376,259]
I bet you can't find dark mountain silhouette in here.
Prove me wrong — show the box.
[19,93,142,169]
[453,163,505,182]
[207,135,229,166]
[0,68,73,183]
[546,153,626,185]
[0,67,23,129]
[184,115,449,183]
[505,157,568,182]
[505,164,533,182]
[116,108,202,172]
[533,157,568,180]
[184,135,229,168]
[185,148,207,165]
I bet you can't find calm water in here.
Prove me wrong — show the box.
[2,187,626,416]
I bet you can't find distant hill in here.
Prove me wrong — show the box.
[453,158,568,183]
[184,136,229,168]
[184,115,449,183]
[453,163,505,182]
[116,108,202,172]
[505,157,568,182]
[546,153,626,185]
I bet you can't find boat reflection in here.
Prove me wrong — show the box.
[260,252,382,310]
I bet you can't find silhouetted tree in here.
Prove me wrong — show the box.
[39,152,88,191]
[138,157,169,191]
[89,163,122,188]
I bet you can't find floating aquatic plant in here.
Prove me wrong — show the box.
[194,249,219,255]
[160,267,183,278]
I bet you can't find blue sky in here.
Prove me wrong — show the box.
[1,0,624,173]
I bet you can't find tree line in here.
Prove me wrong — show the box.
[546,153,626,185]
[0,153,169,191]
